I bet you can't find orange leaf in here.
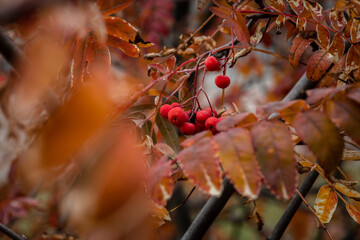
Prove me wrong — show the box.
[97,0,134,16]
[105,16,138,42]
[306,50,333,81]
[213,128,261,199]
[316,24,329,49]
[350,18,360,43]
[328,95,360,141]
[71,36,90,88]
[286,0,304,15]
[145,157,174,207]
[289,34,313,68]
[265,0,285,12]
[345,45,360,73]
[86,34,111,76]
[328,33,345,61]
[256,100,309,123]
[305,87,337,105]
[107,35,140,57]
[293,111,344,175]
[304,1,323,22]
[330,8,347,32]
[346,203,360,223]
[314,185,338,224]
[234,11,250,47]
[177,133,223,196]
[251,120,297,200]
[216,112,258,131]
[333,183,360,201]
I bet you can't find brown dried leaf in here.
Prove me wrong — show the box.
[265,0,285,12]
[330,8,347,32]
[304,1,323,22]
[345,45,360,73]
[328,33,345,61]
[251,120,297,200]
[293,111,344,175]
[316,24,329,49]
[105,16,138,42]
[86,34,111,76]
[346,203,360,223]
[306,50,334,82]
[97,0,134,16]
[107,35,140,57]
[334,183,360,201]
[286,0,304,15]
[350,18,360,43]
[213,128,261,199]
[314,185,338,224]
[289,34,313,68]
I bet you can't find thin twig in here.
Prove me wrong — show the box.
[169,187,196,213]
[0,224,26,240]
[295,189,334,240]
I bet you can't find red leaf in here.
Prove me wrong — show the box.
[71,36,90,88]
[306,50,334,82]
[107,35,140,57]
[305,87,337,105]
[145,157,174,207]
[345,45,360,73]
[105,16,138,42]
[265,0,285,12]
[216,112,258,131]
[251,120,297,200]
[256,100,309,123]
[328,94,360,141]
[209,6,231,20]
[316,24,329,49]
[286,0,304,15]
[289,34,313,68]
[97,0,134,16]
[350,17,360,43]
[330,8,347,32]
[328,33,345,61]
[293,111,344,175]
[304,1,323,22]
[346,203,360,224]
[314,185,338,224]
[213,128,261,199]
[177,133,223,196]
[234,11,250,47]
[86,34,111,76]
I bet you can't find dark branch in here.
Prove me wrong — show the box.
[0,27,25,69]
[180,179,235,240]
[181,74,320,240]
[0,223,26,240]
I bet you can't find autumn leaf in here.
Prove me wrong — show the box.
[345,45,360,74]
[314,185,338,224]
[97,0,134,16]
[71,36,90,88]
[145,157,174,207]
[346,203,360,224]
[265,0,285,12]
[304,1,323,22]
[293,111,344,175]
[328,94,360,142]
[306,50,334,82]
[286,0,304,15]
[316,24,329,49]
[216,112,258,131]
[86,34,111,77]
[155,114,180,153]
[333,183,360,201]
[251,120,297,200]
[328,33,345,61]
[330,8,347,32]
[350,18,360,43]
[105,16,139,42]
[305,87,337,105]
[177,132,223,196]
[289,34,313,68]
[107,35,140,57]
[213,128,261,199]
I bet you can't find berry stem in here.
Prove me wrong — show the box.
[221,89,225,107]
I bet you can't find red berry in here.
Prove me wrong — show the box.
[205,107,217,117]
[196,110,211,124]
[180,122,196,135]
[168,107,189,127]
[205,117,220,134]
[195,121,204,133]
[160,104,172,119]
[205,56,220,71]
[215,75,230,89]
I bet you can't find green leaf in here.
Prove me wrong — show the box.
[155,114,180,153]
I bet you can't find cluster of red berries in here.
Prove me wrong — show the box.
[160,103,224,135]
[204,56,231,89]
